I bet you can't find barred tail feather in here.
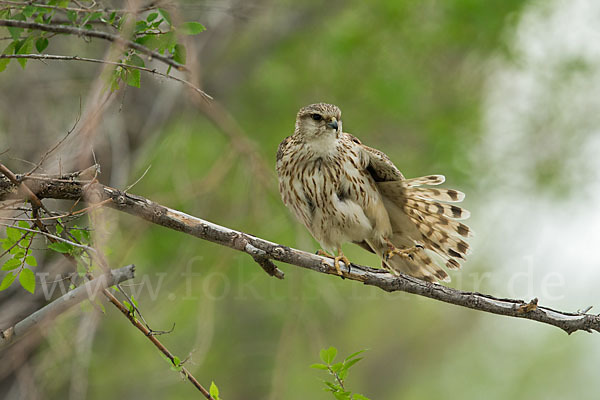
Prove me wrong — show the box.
[377,175,472,282]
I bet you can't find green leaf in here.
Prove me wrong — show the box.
[209,381,220,399]
[55,223,63,235]
[330,362,344,373]
[0,272,16,291]
[0,41,17,72]
[147,12,158,22]
[344,350,367,362]
[135,20,148,33]
[16,36,34,69]
[6,226,21,242]
[131,295,139,308]
[8,13,25,40]
[25,255,37,267]
[22,6,36,18]
[17,221,29,229]
[172,355,181,366]
[70,227,83,242]
[128,54,145,67]
[11,248,25,258]
[66,10,77,23]
[353,394,371,400]
[48,241,73,253]
[310,363,329,370]
[19,268,35,293]
[35,37,48,52]
[180,21,205,35]
[333,392,351,400]
[126,68,141,88]
[320,347,337,365]
[158,8,172,26]
[173,43,186,65]
[2,258,21,271]
[342,357,363,372]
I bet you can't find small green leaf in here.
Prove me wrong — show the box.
[25,255,37,267]
[66,10,77,23]
[131,295,139,308]
[172,355,180,366]
[2,258,21,271]
[180,21,205,35]
[0,41,17,72]
[19,268,35,293]
[0,272,16,291]
[16,36,34,68]
[344,350,367,362]
[70,226,83,242]
[146,12,158,22]
[310,363,329,370]
[173,43,186,65]
[126,68,141,88]
[320,347,337,365]
[11,248,25,258]
[128,54,145,67]
[135,20,148,33]
[353,394,371,400]
[209,381,220,399]
[22,6,36,18]
[35,37,48,52]
[330,362,344,373]
[8,13,25,40]
[48,241,73,253]
[17,221,29,229]
[342,357,363,372]
[6,226,21,242]
[55,223,63,235]
[158,8,172,26]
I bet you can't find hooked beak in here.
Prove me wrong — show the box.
[327,119,339,130]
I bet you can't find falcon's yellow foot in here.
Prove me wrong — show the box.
[384,239,424,262]
[316,249,348,277]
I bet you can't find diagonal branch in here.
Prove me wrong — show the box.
[0,19,186,71]
[0,171,599,335]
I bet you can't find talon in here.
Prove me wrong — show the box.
[333,255,349,277]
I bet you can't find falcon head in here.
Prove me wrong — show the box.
[295,103,342,139]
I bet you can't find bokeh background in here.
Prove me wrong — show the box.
[1,0,599,399]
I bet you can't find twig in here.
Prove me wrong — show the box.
[0,0,159,14]
[0,19,186,71]
[102,288,215,399]
[0,264,136,348]
[1,171,598,335]
[0,54,212,100]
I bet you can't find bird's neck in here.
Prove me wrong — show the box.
[297,132,340,160]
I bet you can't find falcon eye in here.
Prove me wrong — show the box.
[311,113,322,121]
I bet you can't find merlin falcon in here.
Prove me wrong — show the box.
[276,103,471,282]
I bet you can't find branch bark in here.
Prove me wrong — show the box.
[0,19,186,71]
[1,171,599,335]
[0,264,135,348]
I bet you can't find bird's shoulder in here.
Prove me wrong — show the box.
[340,132,404,181]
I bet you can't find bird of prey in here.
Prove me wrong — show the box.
[276,103,471,282]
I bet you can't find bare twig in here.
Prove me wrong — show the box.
[1,171,598,335]
[0,19,186,71]
[0,54,212,100]
[0,264,136,348]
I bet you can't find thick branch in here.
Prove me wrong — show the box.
[0,19,186,71]
[1,172,599,335]
[0,264,136,348]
